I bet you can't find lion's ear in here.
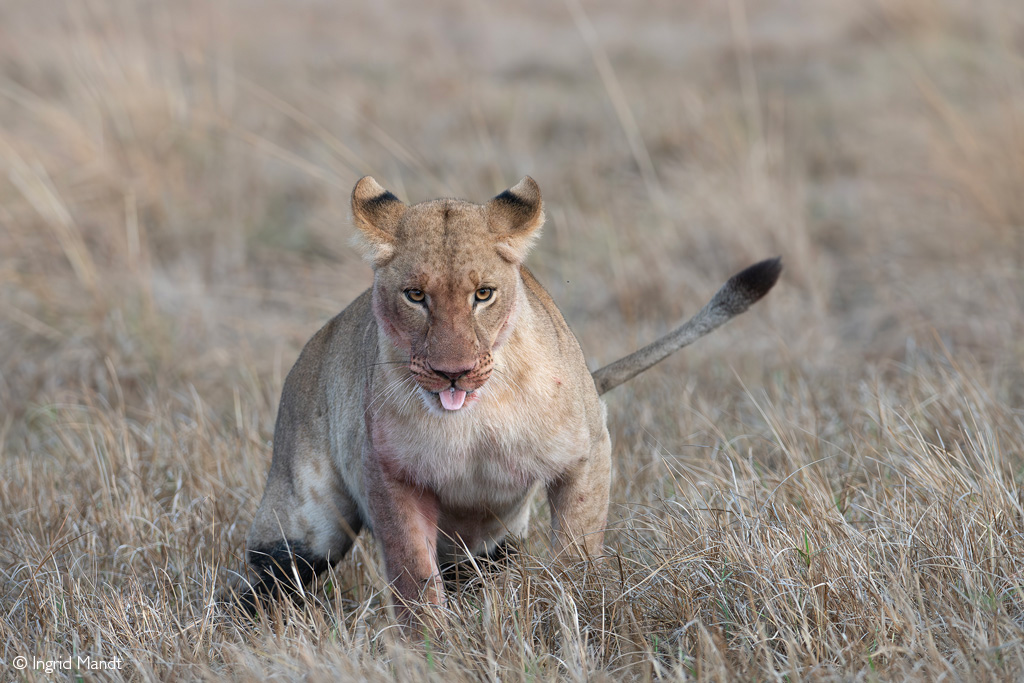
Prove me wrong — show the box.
[487,176,544,264]
[351,176,406,267]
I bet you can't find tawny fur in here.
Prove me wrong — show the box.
[243,176,780,623]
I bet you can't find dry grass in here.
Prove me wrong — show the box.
[2,0,1024,679]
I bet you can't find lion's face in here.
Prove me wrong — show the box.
[372,202,524,411]
[351,177,544,412]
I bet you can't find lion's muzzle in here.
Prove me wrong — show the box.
[409,352,495,412]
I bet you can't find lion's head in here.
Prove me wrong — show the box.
[351,176,544,412]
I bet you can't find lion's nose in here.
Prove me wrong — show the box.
[430,363,473,382]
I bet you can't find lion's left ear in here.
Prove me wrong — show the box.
[351,176,407,267]
[486,176,544,264]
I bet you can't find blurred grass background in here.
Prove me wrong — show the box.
[2,0,1024,679]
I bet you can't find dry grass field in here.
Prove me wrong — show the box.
[2,0,1024,679]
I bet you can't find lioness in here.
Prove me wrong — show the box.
[243,176,780,621]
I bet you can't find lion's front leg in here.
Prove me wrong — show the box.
[365,452,445,622]
[546,434,612,558]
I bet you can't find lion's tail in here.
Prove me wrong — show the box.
[591,257,782,395]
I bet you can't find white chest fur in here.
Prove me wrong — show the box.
[376,375,586,511]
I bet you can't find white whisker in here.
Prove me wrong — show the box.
[364,372,412,419]
[371,375,421,421]
[493,368,526,395]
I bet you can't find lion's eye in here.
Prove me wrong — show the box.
[475,288,494,302]
[405,289,426,303]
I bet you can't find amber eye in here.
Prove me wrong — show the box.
[405,289,426,303]
[474,287,494,302]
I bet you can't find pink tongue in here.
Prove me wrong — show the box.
[439,387,467,411]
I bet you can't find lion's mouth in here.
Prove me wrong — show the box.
[438,387,468,411]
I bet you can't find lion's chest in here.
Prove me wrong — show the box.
[377,394,585,510]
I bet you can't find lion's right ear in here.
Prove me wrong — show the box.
[351,176,407,267]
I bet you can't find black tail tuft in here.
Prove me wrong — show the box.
[728,256,782,304]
